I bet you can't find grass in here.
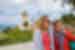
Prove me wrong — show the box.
[0,27,33,46]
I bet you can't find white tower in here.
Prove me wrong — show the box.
[18,11,32,31]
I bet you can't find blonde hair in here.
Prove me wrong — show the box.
[40,16,50,30]
[35,16,50,31]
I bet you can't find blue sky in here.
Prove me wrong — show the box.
[0,0,72,25]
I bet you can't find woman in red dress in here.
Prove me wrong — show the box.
[40,16,51,50]
[34,16,51,50]
[53,20,70,50]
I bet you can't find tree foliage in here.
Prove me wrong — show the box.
[3,27,12,33]
[62,14,75,26]
[68,0,75,7]
[0,26,33,45]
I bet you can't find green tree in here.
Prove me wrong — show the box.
[68,0,75,7]
[0,26,33,45]
[3,27,12,33]
[62,14,75,26]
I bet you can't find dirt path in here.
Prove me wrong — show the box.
[0,42,33,50]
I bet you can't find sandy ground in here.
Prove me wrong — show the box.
[0,42,33,50]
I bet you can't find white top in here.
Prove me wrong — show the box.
[33,26,55,50]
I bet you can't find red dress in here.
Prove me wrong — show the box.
[54,36,60,50]
[41,30,70,50]
[42,32,50,50]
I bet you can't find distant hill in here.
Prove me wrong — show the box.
[0,24,16,31]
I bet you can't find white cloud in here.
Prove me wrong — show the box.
[0,16,17,24]
[30,0,70,21]
[0,0,72,24]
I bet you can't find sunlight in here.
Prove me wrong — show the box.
[15,0,30,5]
[16,0,22,4]
[15,0,24,4]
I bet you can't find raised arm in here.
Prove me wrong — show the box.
[65,30,75,41]
[64,38,70,50]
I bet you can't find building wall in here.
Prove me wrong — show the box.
[18,16,32,31]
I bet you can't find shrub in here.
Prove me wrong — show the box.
[0,26,33,45]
